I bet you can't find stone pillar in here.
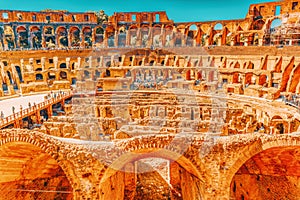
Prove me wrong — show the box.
[53,57,58,69]
[182,34,187,47]
[80,32,85,47]
[41,28,46,48]
[114,31,118,47]
[126,30,130,47]
[136,28,142,47]
[91,28,95,47]
[99,56,104,68]
[66,57,70,69]
[89,56,93,68]
[77,57,81,69]
[47,105,53,118]
[131,55,135,66]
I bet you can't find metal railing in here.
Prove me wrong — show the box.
[0,91,72,129]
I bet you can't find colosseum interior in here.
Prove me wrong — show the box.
[0,0,300,199]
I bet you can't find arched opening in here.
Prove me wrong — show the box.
[84,70,91,79]
[141,26,150,47]
[214,23,223,30]
[149,60,155,66]
[165,25,173,47]
[230,146,300,199]
[69,26,80,47]
[83,27,92,48]
[106,26,115,47]
[15,66,23,82]
[175,31,182,47]
[47,72,56,84]
[118,26,126,47]
[245,73,253,87]
[59,63,67,69]
[16,26,29,48]
[0,142,73,199]
[251,19,265,30]
[35,73,43,81]
[259,74,267,86]
[59,71,67,80]
[129,26,138,46]
[153,26,162,47]
[95,26,104,47]
[187,24,198,46]
[99,150,205,200]
[232,73,240,84]
[56,27,68,48]
[4,26,15,49]
[30,26,42,49]
[44,26,55,48]
[288,64,300,92]
[7,71,13,84]
[269,19,282,45]
[95,70,101,79]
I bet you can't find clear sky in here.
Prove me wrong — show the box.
[0,0,277,22]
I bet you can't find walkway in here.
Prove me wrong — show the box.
[0,91,72,129]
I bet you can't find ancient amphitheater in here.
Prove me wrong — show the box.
[0,0,300,199]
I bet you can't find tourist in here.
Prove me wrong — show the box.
[0,111,4,119]
[12,106,15,114]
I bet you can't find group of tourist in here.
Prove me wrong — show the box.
[130,76,169,90]
[0,90,67,120]
[44,90,66,100]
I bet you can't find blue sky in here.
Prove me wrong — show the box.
[0,0,277,22]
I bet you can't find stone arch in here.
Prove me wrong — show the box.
[99,135,211,183]
[4,25,15,49]
[269,18,283,45]
[234,26,243,46]
[56,26,68,48]
[225,136,300,197]
[251,19,265,30]
[117,26,126,47]
[15,65,23,82]
[280,57,294,92]
[269,18,282,30]
[30,26,42,49]
[44,26,55,48]
[106,25,115,47]
[59,70,68,80]
[16,26,29,48]
[141,25,150,47]
[186,24,198,46]
[245,72,253,86]
[59,62,67,69]
[99,143,210,200]
[35,73,44,81]
[6,70,13,84]
[287,63,300,93]
[164,25,173,47]
[129,25,138,46]
[82,26,92,47]
[214,23,223,30]
[94,26,104,47]
[0,130,79,197]
[258,74,268,86]
[152,25,162,47]
[69,26,80,47]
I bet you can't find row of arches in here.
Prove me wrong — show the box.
[0,17,288,50]
[0,132,299,199]
[0,25,105,49]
